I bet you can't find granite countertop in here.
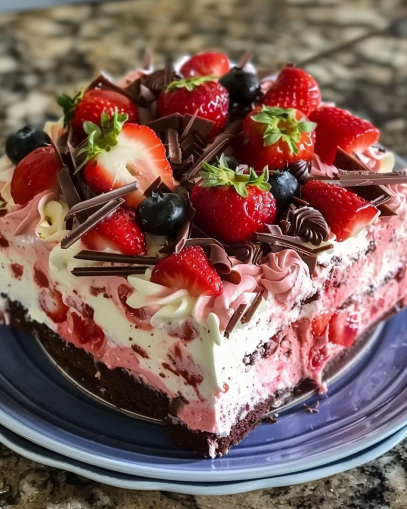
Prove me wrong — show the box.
[0,0,407,507]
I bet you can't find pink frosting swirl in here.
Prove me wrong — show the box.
[260,250,311,303]
[355,146,391,173]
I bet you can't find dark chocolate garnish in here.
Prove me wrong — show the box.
[86,72,138,102]
[256,232,333,256]
[288,160,311,183]
[166,128,182,164]
[57,165,81,210]
[224,304,247,338]
[74,250,159,265]
[146,114,183,133]
[182,114,215,136]
[174,219,191,254]
[334,147,370,172]
[61,198,124,249]
[72,266,149,277]
[143,177,173,198]
[219,270,242,285]
[241,290,266,324]
[236,50,253,69]
[287,205,330,246]
[306,172,407,186]
[66,182,139,219]
[226,243,256,264]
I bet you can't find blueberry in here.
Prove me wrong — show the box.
[219,67,260,106]
[269,171,299,210]
[137,192,188,236]
[5,127,51,165]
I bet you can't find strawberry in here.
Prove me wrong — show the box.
[301,180,379,242]
[71,311,105,350]
[156,77,229,138]
[263,66,321,116]
[312,310,334,337]
[82,207,146,256]
[190,154,276,244]
[78,112,174,208]
[39,288,69,323]
[308,106,380,165]
[58,88,138,137]
[150,246,223,297]
[238,106,316,173]
[328,310,359,347]
[180,52,230,78]
[10,146,60,206]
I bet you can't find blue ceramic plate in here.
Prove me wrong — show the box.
[0,422,405,495]
[0,308,407,483]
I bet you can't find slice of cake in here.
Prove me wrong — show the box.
[1,52,406,458]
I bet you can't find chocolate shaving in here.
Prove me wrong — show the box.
[222,119,244,136]
[49,139,64,169]
[180,110,199,141]
[182,133,235,182]
[61,198,124,249]
[302,255,318,276]
[146,113,183,133]
[57,165,81,210]
[219,270,242,285]
[256,232,333,256]
[292,196,309,207]
[142,69,177,96]
[224,304,247,338]
[237,50,253,69]
[86,72,138,102]
[167,128,182,164]
[185,237,224,249]
[206,244,232,274]
[72,266,149,277]
[66,182,138,219]
[137,106,154,125]
[143,177,173,197]
[74,250,159,265]
[173,155,195,181]
[182,113,215,136]
[174,219,191,254]
[242,290,266,324]
[334,147,370,172]
[307,172,407,186]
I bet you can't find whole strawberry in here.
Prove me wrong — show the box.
[82,207,146,256]
[10,146,60,206]
[156,77,229,138]
[301,180,379,242]
[58,88,138,138]
[309,106,380,165]
[77,112,174,208]
[190,154,276,244]
[263,66,321,116]
[150,245,223,297]
[237,106,316,173]
[180,52,230,78]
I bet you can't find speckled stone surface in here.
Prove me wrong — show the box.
[0,0,407,507]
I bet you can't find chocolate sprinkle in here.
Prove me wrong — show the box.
[61,198,124,249]
[74,250,159,265]
[224,303,247,338]
[72,266,149,277]
[66,182,139,219]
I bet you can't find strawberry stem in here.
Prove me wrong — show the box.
[165,75,218,93]
[199,154,271,198]
[251,106,316,154]
[74,111,128,174]
[57,90,84,127]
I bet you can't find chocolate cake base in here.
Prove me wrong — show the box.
[2,296,402,458]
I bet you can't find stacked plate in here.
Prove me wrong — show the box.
[0,308,407,494]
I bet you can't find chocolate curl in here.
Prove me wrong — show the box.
[66,182,138,219]
[61,198,124,249]
[241,290,266,324]
[226,242,256,264]
[185,238,233,275]
[220,270,242,285]
[224,304,247,338]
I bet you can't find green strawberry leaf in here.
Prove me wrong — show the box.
[57,90,84,127]
[74,111,128,174]
[165,75,218,93]
[199,154,271,198]
[250,105,316,154]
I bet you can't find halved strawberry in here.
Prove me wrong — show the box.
[263,66,321,116]
[39,288,69,323]
[328,310,359,347]
[309,106,380,165]
[312,310,334,337]
[81,207,146,256]
[301,180,379,242]
[10,146,60,206]
[150,246,223,297]
[79,112,174,208]
[180,52,230,78]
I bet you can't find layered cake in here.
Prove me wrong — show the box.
[1,51,406,458]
